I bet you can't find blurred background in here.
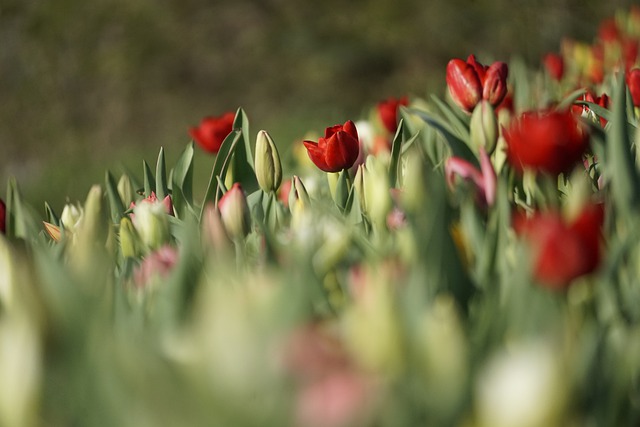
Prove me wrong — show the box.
[0,0,635,211]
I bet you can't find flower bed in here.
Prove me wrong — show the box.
[1,7,640,427]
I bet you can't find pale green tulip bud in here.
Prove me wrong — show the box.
[363,156,392,227]
[218,183,251,239]
[470,100,498,155]
[60,203,83,233]
[354,164,367,214]
[401,152,427,214]
[119,217,141,258]
[117,174,134,207]
[0,235,14,310]
[201,202,232,253]
[254,130,282,193]
[133,198,170,251]
[288,176,310,215]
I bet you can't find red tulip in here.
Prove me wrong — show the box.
[627,68,640,107]
[514,203,604,289]
[543,53,564,81]
[446,55,508,113]
[504,110,589,175]
[303,120,360,173]
[0,198,5,234]
[377,96,409,134]
[189,111,236,154]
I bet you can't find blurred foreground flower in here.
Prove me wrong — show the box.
[377,96,408,134]
[514,203,604,289]
[189,111,236,154]
[445,147,496,207]
[446,55,508,112]
[133,245,178,289]
[505,110,589,175]
[303,121,360,173]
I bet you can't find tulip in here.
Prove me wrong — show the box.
[445,147,497,207]
[254,130,283,193]
[543,53,564,81]
[189,111,236,154]
[377,96,409,134]
[446,55,508,113]
[504,110,589,175]
[584,92,610,127]
[218,183,251,239]
[303,120,360,173]
[513,203,604,289]
[60,203,83,233]
[133,245,179,289]
[627,68,640,107]
[470,101,498,154]
[132,197,171,251]
[0,199,5,235]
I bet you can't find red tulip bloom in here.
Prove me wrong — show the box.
[377,96,409,134]
[543,53,564,81]
[189,111,236,154]
[504,110,589,175]
[446,55,508,113]
[514,203,604,289]
[627,68,640,107]
[0,198,5,234]
[303,120,360,173]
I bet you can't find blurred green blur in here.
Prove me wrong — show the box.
[0,0,634,211]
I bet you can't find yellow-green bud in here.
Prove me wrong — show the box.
[254,130,282,193]
[60,203,83,233]
[133,198,170,251]
[363,156,392,228]
[119,217,141,258]
[470,101,498,155]
[117,174,134,207]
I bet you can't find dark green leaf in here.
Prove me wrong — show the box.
[143,160,155,196]
[105,171,125,224]
[155,147,168,200]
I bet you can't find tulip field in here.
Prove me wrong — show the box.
[3,6,640,427]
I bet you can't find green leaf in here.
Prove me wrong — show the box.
[155,147,168,200]
[171,142,195,218]
[105,170,125,224]
[200,130,242,218]
[606,75,640,218]
[5,178,30,239]
[143,160,155,196]
[430,94,471,140]
[231,107,258,193]
[408,107,478,166]
[388,119,419,187]
[44,202,60,226]
[556,87,587,111]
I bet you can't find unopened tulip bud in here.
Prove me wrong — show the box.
[470,101,498,155]
[133,198,170,251]
[201,202,232,253]
[0,199,5,235]
[117,174,134,207]
[218,183,251,239]
[60,203,83,233]
[255,130,283,193]
[119,217,141,258]
[482,62,509,107]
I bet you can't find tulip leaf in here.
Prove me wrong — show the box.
[143,160,155,196]
[430,94,471,140]
[171,142,195,218]
[231,107,259,193]
[408,107,479,167]
[155,147,168,200]
[388,118,419,187]
[556,87,587,111]
[44,202,60,227]
[606,75,640,218]
[200,129,242,218]
[105,170,125,224]
[5,177,31,239]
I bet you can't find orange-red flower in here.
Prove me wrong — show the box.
[514,203,604,289]
[543,53,564,81]
[303,121,360,173]
[504,110,589,175]
[446,55,508,112]
[189,112,236,154]
[627,68,640,107]
[377,96,409,134]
